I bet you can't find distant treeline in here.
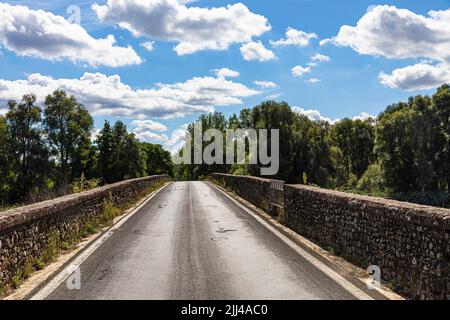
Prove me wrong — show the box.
[175,84,450,208]
[0,90,173,207]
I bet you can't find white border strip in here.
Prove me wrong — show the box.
[209,182,374,301]
[30,183,171,300]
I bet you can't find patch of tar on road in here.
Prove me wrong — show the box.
[98,267,111,281]
[210,236,228,242]
[216,228,238,234]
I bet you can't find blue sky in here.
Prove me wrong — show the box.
[1,0,450,151]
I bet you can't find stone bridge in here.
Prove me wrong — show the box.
[0,174,448,300]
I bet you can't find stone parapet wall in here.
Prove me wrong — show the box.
[210,173,450,300]
[284,184,450,300]
[209,173,271,212]
[0,175,170,291]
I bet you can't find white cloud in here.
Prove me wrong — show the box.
[164,124,190,153]
[0,72,260,119]
[265,93,283,100]
[254,80,278,89]
[93,0,270,55]
[240,41,276,62]
[319,38,333,46]
[353,112,375,121]
[379,62,450,90]
[141,41,155,52]
[311,54,330,63]
[326,5,450,90]
[304,78,321,83]
[213,68,240,78]
[133,123,189,154]
[293,107,376,123]
[270,27,317,47]
[90,128,101,142]
[308,54,330,67]
[292,107,337,123]
[134,131,168,143]
[131,120,167,133]
[0,3,142,67]
[292,66,312,77]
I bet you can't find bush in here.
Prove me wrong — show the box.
[356,163,386,197]
[391,192,450,208]
[72,173,102,193]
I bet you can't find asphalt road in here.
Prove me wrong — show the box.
[46,181,362,300]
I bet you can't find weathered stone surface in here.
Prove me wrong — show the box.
[210,173,271,212]
[285,185,450,300]
[0,175,170,290]
[210,173,450,300]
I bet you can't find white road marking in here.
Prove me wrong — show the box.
[208,182,375,301]
[30,183,172,300]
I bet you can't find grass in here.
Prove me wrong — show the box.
[0,180,169,296]
[386,275,408,295]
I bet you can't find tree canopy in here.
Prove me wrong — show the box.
[175,85,450,208]
[0,90,173,207]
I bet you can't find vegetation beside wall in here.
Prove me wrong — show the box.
[0,90,173,209]
[0,176,170,296]
[177,84,450,208]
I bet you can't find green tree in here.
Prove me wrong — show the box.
[349,119,375,178]
[43,90,94,184]
[432,84,450,191]
[329,118,375,186]
[0,115,10,204]
[6,94,49,201]
[96,121,114,183]
[119,133,146,180]
[307,121,334,187]
[250,101,297,181]
[96,121,146,183]
[140,142,173,176]
[375,104,432,193]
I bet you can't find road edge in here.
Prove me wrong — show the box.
[4,182,172,301]
[206,181,404,301]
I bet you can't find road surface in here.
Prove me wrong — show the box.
[44,181,371,300]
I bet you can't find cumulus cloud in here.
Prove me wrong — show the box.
[308,54,330,67]
[132,123,189,154]
[254,80,278,89]
[293,107,375,123]
[140,41,155,52]
[292,66,312,77]
[353,112,375,121]
[379,62,450,90]
[0,72,260,119]
[93,0,271,55]
[311,54,330,63]
[0,2,142,67]
[240,41,276,62]
[131,120,167,133]
[213,68,240,78]
[292,107,337,123]
[325,5,450,90]
[270,27,317,47]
